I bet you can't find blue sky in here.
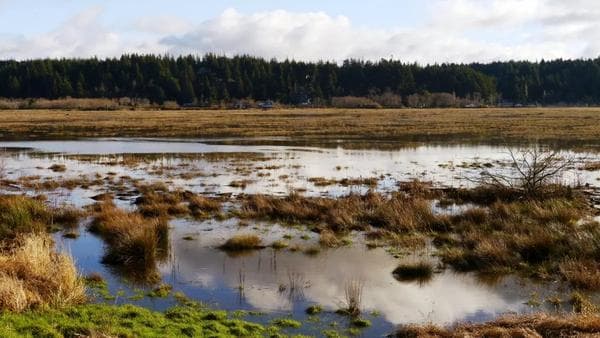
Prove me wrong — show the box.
[0,0,598,62]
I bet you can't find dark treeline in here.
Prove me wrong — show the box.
[0,54,599,106]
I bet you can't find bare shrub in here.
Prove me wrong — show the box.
[476,148,575,199]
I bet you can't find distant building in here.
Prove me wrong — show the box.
[258,100,274,110]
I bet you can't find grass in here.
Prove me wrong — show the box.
[559,259,600,290]
[271,318,302,328]
[48,164,67,172]
[188,195,222,218]
[238,191,443,233]
[582,161,600,171]
[237,182,600,289]
[89,200,169,278]
[0,195,50,239]
[392,261,434,283]
[51,205,84,228]
[437,197,595,283]
[219,234,263,251]
[342,280,364,317]
[0,233,86,312]
[134,189,187,218]
[271,240,289,250]
[319,229,342,247]
[0,303,273,337]
[305,305,322,315]
[134,187,222,219]
[394,313,600,337]
[351,318,371,328]
[2,108,600,148]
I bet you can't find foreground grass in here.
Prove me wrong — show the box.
[0,303,278,337]
[2,108,600,146]
[0,234,86,312]
[395,313,600,337]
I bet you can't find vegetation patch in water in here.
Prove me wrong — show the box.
[392,261,434,283]
[0,303,275,337]
[219,234,263,251]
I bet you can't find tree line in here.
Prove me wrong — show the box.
[0,54,599,106]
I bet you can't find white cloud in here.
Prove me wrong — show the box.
[2,1,600,62]
[135,15,193,35]
[158,6,592,63]
[0,6,123,59]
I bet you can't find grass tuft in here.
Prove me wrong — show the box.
[0,233,86,312]
[219,234,263,251]
[392,261,434,283]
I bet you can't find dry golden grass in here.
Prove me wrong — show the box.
[559,259,600,290]
[319,229,342,247]
[395,313,600,337]
[0,234,86,312]
[188,195,222,217]
[89,200,168,274]
[239,192,445,233]
[1,108,600,146]
[219,234,263,251]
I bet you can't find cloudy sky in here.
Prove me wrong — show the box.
[0,0,598,63]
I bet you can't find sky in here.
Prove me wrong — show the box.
[0,0,598,63]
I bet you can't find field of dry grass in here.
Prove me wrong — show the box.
[1,108,600,146]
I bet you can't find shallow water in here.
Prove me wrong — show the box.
[2,138,599,201]
[2,138,598,336]
[55,218,574,337]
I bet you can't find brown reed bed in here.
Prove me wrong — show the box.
[0,233,86,312]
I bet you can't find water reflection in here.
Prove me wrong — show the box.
[154,219,564,326]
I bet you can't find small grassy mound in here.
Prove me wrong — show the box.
[219,234,263,251]
[48,164,67,172]
[188,195,222,218]
[392,261,434,282]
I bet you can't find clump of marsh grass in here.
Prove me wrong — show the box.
[51,205,85,228]
[319,229,341,247]
[559,260,600,290]
[0,195,50,239]
[0,234,86,312]
[89,200,169,277]
[219,234,263,251]
[135,189,187,217]
[271,240,289,250]
[341,279,364,317]
[48,164,67,172]
[188,195,222,218]
[239,191,446,233]
[392,261,434,283]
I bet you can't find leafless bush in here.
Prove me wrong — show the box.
[477,148,576,198]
